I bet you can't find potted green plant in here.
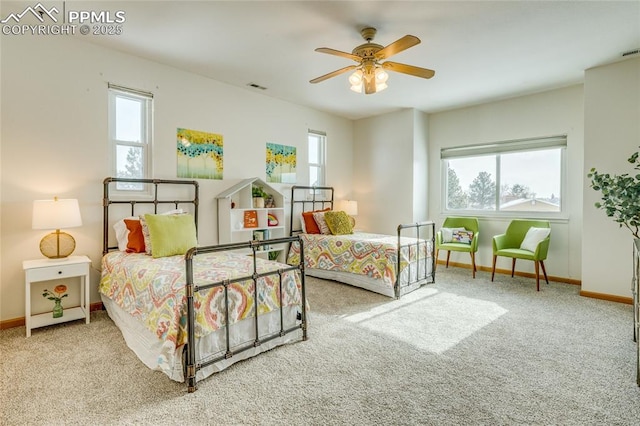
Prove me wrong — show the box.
[588,147,640,239]
[252,185,269,208]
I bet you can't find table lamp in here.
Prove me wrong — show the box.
[32,197,82,259]
[338,200,358,227]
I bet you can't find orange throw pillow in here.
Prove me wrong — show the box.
[302,207,330,234]
[124,219,146,253]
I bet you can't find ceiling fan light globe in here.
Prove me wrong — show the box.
[350,82,363,93]
[375,82,388,92]
[375,68,389,83]
[349,69,363,85]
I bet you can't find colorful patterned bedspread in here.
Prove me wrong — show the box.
[100,251,302,361]
[287,232,428,288]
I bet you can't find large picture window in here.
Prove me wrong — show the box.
[442,136,565,214]
[108,84,153,191]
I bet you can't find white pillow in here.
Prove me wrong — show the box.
[159,208,184,215]
[520,227,550,252]
[441,227,466,243]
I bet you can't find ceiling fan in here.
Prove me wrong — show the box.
[310,27,435,95]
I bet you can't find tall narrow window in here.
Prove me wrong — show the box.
[108,84,153,191]
[308,130,326,187]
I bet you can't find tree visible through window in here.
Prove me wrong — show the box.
[447,166,468,209]
[108,84,153,191]
[468,171,496,209]
[117,145,143,179]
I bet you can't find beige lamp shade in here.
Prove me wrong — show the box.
[32,198,82,259]
[342,200,358,216]
[337,200,358,227]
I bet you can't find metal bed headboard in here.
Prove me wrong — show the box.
[102,177,199,255]
[289,185,334,236]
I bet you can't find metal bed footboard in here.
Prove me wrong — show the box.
[103,178,307,393]
[184,236,307,393]
[289,185,435,299]
[395,221,436,299]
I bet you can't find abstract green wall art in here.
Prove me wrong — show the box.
[177,128,223,180]
[266,142,296,183]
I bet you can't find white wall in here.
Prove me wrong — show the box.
[412,110,429,222]
[0,35,353,322]
[428,85,585,280]
[352,108,430,235]
[582,57,640,298]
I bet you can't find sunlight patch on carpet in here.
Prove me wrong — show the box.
[343,288,508,354]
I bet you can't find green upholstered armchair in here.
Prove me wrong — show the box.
[491,219,551,291]
[435,217,480,278]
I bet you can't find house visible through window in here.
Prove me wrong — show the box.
[442,136,566,214]
[108,84,153,191]
[308,130,326,187]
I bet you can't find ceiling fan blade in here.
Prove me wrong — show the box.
[309,65,358,84]
[315,47,362,62]
[382,61,435,79]
[375,35,420,60]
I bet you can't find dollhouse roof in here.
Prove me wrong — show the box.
[215,177,279,199]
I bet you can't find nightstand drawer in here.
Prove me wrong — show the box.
[26,262,88,282]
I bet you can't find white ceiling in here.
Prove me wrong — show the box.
[74,1,640,119]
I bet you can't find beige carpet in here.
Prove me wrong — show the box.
[1,267,639,425]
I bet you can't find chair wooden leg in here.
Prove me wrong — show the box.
[446,251,451,268]
[491,255,497,281]
[535,261,540,291]
[470,252,476,278]
[511,258,516,277]
[434,249,439,272]
[540,260,549,284]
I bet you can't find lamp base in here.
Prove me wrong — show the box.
[39,230,76,259]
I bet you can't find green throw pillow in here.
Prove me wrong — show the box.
[144,213,197,258]
[324,211,353,235]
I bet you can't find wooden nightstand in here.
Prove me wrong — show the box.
[23,255,91,337]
